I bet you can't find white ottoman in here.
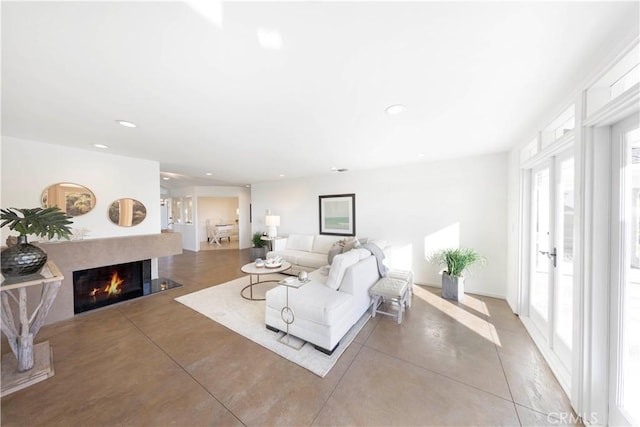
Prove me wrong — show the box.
[388,269,413,308]
[370,275,411,324]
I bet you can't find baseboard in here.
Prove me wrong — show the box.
[414,282,507,300]
[520,316,572,399]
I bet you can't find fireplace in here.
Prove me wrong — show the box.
[73,260,151,314]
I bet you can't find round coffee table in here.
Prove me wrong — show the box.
[240,261,292,301]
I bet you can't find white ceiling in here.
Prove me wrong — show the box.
[2,1,638,189]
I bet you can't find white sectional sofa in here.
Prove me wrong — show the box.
[265,247,381,354]
[267,234,346,275]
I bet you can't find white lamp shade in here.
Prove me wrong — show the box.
[265,215,280,238]
[265,215,280,226]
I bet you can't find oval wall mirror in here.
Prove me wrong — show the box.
[108,198,147,227]
[41,182,96,217]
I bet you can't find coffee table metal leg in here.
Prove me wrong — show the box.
[241,273,282,301]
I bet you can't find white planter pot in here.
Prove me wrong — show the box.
[441,274,464,301]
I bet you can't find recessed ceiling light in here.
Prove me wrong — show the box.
[385,104,406,115]
[116,120,137,128]
[418,153,425,158]
[279,174,285,177]
[93,144,109,149]
[162,177,170,181]
[245,185,251,188]
[205,172,213,176]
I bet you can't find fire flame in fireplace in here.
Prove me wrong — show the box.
[104,271,124,295]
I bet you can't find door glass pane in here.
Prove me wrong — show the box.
[532,168,550,321]
[623,128,640,422]
[556,158,574,350]
[183,197,193,224]
[171,198,182,223]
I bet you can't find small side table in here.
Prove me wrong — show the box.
[259,236,285,252]
[278,277,309,350]
[0,261,64,396]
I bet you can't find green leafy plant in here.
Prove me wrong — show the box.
[433,248,485,277]
[252,232,267,248]
[1,207,73,240]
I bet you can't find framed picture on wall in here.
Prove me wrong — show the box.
[319,193,356,236]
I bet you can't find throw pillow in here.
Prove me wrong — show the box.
[328,243,343,265]
[342,238,360,252]
[326,250,360,290]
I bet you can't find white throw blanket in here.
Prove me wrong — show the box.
[361,242,388,277]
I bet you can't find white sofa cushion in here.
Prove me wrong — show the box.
[286,234,314,252]
[296,252,329,269]
[308,268,329,285]
[266,282,352,325]
[352,248,372,260]
[273,249,309,266]
[311,235,341,254]
[326,250,360,290]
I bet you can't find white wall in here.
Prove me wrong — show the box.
[505,148,522,312]
[251,153,508,297]
[1,136,160,241]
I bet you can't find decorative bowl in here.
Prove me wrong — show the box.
[265,260,282,268]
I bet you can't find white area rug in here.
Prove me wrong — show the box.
[175,275,370,377]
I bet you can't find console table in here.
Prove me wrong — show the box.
[0,261,63,396]
[207,224,239,245]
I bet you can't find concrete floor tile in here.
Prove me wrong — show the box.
[313,347,520,426]
[1,249,573,426]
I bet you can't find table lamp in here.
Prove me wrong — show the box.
[265,215,280,238]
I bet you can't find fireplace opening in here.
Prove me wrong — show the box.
[73,260,151,314]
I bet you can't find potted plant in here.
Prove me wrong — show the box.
[432,248,485,301]
[250,232,268,261]
[1,207,73,277]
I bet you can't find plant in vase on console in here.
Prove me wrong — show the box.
[1,207,73,277]
[432,247,485,301]
[250,232,268,261]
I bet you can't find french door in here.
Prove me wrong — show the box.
[609,115,640,426]
[529,150,575,375]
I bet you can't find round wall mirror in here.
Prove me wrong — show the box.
[108,198,147,227]
[41,182,96,216]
